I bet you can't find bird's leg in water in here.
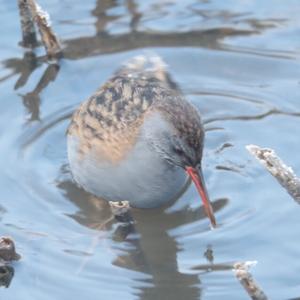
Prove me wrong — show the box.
[109,201,136,241]
[109,201,133,223]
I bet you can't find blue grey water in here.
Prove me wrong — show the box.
[0,0,300,299]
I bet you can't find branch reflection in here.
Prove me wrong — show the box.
[57,176,228,300]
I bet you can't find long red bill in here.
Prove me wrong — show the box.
[186,166,216,228]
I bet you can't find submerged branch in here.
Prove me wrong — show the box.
[233,261,268,300]
[0,237,21,263]
[192,260,268,299]
[0,237,20,288]
[246,144,300,204]
[27,0,62,59]
[193,247,268,300]
[18,0,38,47]
[17,0,62,59]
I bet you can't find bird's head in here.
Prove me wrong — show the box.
[144,97,216,227]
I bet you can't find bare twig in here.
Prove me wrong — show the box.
[18,0,38,47]
[246,144,300,204]
[233,261,268,300]
[0,237,21,262]
[27,0,62,59]
[19,0,62,60]
[0,237,20,289]
[192,262,269,299]
[192,250,268,300]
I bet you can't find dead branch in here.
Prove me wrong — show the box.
[18,0,38,47]
[233,261,268,300]
[246,144,300,204]
[27,0,62,59]
[0,237,21,262]
[18,0,62,59]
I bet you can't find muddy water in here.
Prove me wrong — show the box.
[1,0,300,299]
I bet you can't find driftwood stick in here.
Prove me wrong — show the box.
[192,256,268,300]
[0,237,21,262]
[0,237,20,289]
[18,0,38,47]
[246,145,300,204]
[233,261,268,300]
[26,0,62,59]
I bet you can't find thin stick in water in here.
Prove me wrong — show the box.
[246,144,300,204]
[0,237,21,262]
[26,0,62,59]
[18,0,38,48]
[233,261,268,300]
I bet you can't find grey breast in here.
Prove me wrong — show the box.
[67,55,189,208]
[67,111,189,208]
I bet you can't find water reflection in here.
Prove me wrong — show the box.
[21,63,60,121]
[4,50,60,122]
[2,0,300,298]
[5,0,283,92]
[0,265,14,288]
[92,0,141,33]
[5,0,297,130]
[13,52,39,90]
[58,175,227,300]
[122,208,201,300]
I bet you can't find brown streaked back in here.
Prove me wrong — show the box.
[67,57,182,162]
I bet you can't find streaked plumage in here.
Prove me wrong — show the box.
[67,56,216,225]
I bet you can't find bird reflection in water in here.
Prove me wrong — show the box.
[0,265,14,288]
[58,176,227,300]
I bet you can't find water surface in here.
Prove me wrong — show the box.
[1,0,300,299]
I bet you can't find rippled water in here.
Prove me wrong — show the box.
[1,0,300,299]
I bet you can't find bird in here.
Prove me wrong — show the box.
[67,55,216,227]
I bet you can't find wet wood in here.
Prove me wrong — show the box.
[0,237,20,262]
[192,250,268,300]
[246,144,300,204]
[27,0,62,59]
[17,0,62,59]
[233,261,268,300]
[18,0,38,47]
[0,237,20,288]
[0,265,14,288]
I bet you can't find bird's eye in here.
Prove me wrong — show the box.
[173,147,184,156]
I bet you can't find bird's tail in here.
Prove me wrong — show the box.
[116,54,180,91]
